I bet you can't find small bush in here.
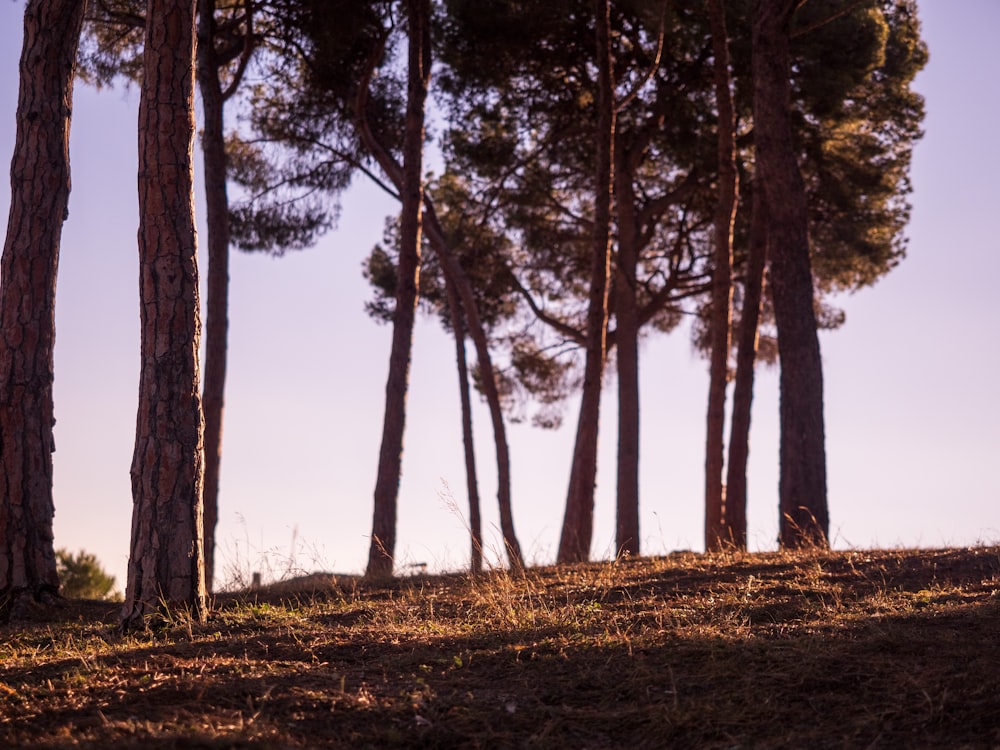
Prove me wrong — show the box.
[56,549,122,601]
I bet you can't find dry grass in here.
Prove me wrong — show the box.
[2,546,999,748]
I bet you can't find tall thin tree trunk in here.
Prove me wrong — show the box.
[751,0,828,548]
[367,0,431,578]
[121,0,207,629]
[0,0,87,621]
[725,178,768,550]
[444,278,483,574]
[557,0,615,564]
[196,0,229,593]
[613,158,640,557]
[423,204,524,570]
[704,0,738,552]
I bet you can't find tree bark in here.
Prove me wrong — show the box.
[751,0,829,548]
[0,0,87,621]
[724,178,768,550]
[422,204,524,570]
[121,0,207,628]
[704,0,738,552]
[196,0,229,593]
[613,156,640,558]
[557,0,615,564]
[444,278,483,574]
[366,0,431,578]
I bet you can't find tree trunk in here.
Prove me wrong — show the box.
[422,203,524,570]
[704,0,738,552]
[724,178,768,550]
[196,0,229,593]
[751,0,829,548]
[613,156,639,558]
[121,0,207,629]
[366,0,431,578]
[557,0,615,564]
[444,278,483,574]
[0,0,87,621]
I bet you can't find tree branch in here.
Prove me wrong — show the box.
[615,0,668,113]
[355,28,404,189]
[507,273,586,346]
[221,2,255,100]
[791,0,871,39]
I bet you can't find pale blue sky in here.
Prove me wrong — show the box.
[1,1,997,590]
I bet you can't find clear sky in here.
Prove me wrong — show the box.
[1,1,997,592]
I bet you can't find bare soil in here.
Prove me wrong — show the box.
[2,546,998,748]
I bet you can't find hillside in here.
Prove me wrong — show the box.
[2,546,998,748]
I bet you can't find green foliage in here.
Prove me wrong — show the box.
[219,0,925,417]
[225,0,404,255]
[76,0,145,88]
[56,549,121,601]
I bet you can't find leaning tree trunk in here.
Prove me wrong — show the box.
[196,0,229,593]
[121,0,207,629]
[751,0,828,548]
[423,203,524,570]
[557,0,615,564]
[444,278,483,574]
[0,0,87,621]
[704,0,739,552]
[725,177,768,550]
[613,156,640,558]
[366,0,431,578]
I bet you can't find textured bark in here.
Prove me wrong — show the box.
[751,0,829,548]
[724,178,768,550]
[423,205,524,571]
[121,0,207,628]
[366,0,431,578]
[557,0,615,564]
[444,279,483,574]
[0,0,87,620]
[197,0,229,593]
[704,0,738,552]
[613,157,640,558]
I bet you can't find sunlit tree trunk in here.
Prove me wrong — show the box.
[0,0,87,620]
[558,0,615,564]
[751,0,828,548]
[444,279,483,574]
[704,0,738,552]
[725,178,768,550]
[121,0,207,628]
[367,0,431,578]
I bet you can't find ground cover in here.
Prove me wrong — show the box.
[2,546,998,748]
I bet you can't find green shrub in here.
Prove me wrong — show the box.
[56,549,122,601]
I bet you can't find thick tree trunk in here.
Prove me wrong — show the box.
[366,0,431,578]
[0,0,87,621]
[444,279,483,574]
[423,204,524,570]
[196,0,229,593]
[751,0,829,548]
[557,0,615,564]
[121,0,207,628]
[704,0,738,552]
[613,158,640,558]
[725,179,768,550]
